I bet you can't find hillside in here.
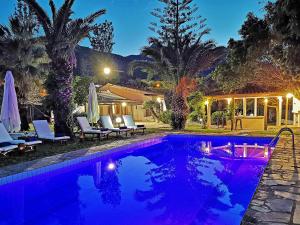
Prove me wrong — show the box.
[74,45,148,84]
[74,45,227,85]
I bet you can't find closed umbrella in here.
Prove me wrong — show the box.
[0,71,21,132]
[87,83,99,124]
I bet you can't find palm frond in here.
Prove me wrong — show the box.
[82,9,106,25]
[54,0,75,39]
[49,0,57,21]
[128,60,156,75]
[23,0,51,36]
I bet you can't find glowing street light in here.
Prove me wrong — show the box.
[103,67,111,75]
[121,102,127,107]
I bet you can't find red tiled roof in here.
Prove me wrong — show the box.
[100,83,164,103]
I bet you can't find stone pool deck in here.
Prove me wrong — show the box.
[0,133,165,179]
[242,135,300,225]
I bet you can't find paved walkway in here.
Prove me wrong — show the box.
[242,135,300,225]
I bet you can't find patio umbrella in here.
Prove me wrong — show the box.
[87,83,99,124]
[0,71,21,132]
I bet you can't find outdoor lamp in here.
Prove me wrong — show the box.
[116,117,122,124]
[121,102,127,107]
[286,93,293,99]
[264,98,268,104]
[104,67,111,75]
[205,100,209,106]
[157,97,162,103]
[227,98,232,105]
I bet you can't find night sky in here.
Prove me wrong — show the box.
[0,0,266,56]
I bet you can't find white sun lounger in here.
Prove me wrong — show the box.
[122,115,146,134]
[77,117,111,140]
[0,122,42,156]
[32,120,70,142]
[100,115,132,136]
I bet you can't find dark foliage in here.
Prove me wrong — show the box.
[89,20,114,53]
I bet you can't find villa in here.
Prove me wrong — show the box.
[97,83,166,122]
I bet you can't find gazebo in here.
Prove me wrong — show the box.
[206,87,300,130]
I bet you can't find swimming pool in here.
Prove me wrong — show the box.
[0,134,276,225]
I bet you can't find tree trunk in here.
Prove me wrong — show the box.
[171,92,188,130]
[47,57,74,137]
[20,105,30,131]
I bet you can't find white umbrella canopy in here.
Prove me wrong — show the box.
[87,83,99,124]
[0,71,21,132]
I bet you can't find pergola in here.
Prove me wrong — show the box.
[206,91,300,130]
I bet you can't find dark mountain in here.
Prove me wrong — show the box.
[74,45,148,84]
[74,45,227,85]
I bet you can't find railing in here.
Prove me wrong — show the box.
[269,127,295,150]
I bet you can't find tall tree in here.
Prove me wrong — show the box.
[0,0,48,130]
[130,0,224,129]
[212,1,300,97]
[89,20,114,53]
[24,0,106,135]
[131,0,221,84]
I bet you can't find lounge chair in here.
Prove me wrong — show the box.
[100,115,132,137]
[122,115,146,134]
[0,122,42,156]
[32,120,70,143]
[0,144,18,156]
[77,117,111,140]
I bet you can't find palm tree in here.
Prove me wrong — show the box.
[0,0,48,130]
[23,0,106,135]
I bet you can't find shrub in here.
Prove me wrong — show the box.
[211,111,226,127]
[159,110,172,124]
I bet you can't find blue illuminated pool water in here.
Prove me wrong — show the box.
[0,135,276,225]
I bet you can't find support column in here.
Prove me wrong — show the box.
[207,100,212,128]
[298,113,300,127]
[264,98,268,130]
[254,98,258,117]
[243,98,247,116]
[277,96,283,127]
[285,97,289,126]
[293,113,296,126]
